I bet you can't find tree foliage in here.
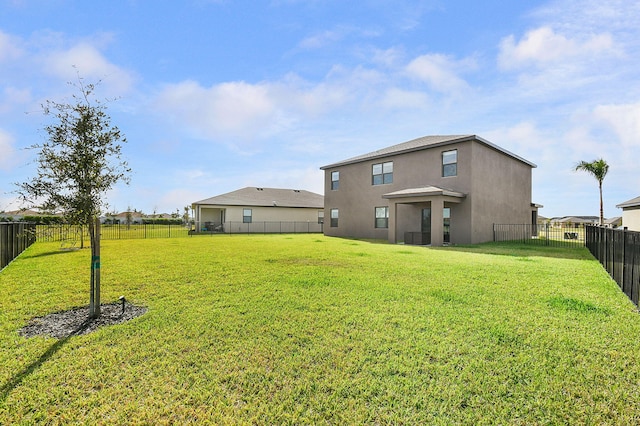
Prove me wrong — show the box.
[18,79,130,225]
[574,158,609,225]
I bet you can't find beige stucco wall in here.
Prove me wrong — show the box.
[468,142,533,243]
[196,204,323,232]
[622,207,640,232]
[323,139,533,245]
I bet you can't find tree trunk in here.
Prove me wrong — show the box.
[89,217,101,318]
[599,181,604,226]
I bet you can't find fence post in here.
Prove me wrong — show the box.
[545,225,549,246]
[622,227,627,295]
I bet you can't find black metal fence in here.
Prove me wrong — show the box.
[585,225,640,306]
[404,232,431,245]
[193,221,323,235]
[0,222,37,270]
[31,221,323,243]
[493,224,586,247]
[34,224,190,243]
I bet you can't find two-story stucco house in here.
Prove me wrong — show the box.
[320,135,538,246]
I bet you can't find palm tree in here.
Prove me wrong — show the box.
[574,158,609,225]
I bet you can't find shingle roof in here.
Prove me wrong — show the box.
[320,134,536,169]
[616,196,640,209]
[193,187,324,208]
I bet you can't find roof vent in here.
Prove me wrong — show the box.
[256,188,263,191]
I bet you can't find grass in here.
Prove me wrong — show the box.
[1,235,640,424]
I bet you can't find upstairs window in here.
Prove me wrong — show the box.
[372,161,393,185]
[442,150,457,177]
[330,209,339,227]
[331,171,339,190]
[243,208,252,223]
[375,206,389,229]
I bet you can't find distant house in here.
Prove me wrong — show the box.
[537,215,549,225]
[549,216,599,228]
[107,211,145,225]
[192,187,324,233]
[604,216,622,228]
[320,134,538,246]
[0,209,43,221]
[616,196,640,231]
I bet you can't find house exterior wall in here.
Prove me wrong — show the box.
[622,207,640,232]
[468,142,533,243]
[323,138,533,244]
[197,205,323,231]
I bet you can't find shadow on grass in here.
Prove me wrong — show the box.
[23,248,83,259]
[0,320,90,403]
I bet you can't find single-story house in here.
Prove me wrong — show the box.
[320,134,538,246]
[103,211,145,225]
[549,216,599,228]
[0,209,44,221]
[616,196,640,232]
[192,187,324,233]
[604,216,622,228]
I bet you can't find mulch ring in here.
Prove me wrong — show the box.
[19,302,148,339]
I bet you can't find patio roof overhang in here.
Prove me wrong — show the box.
[382,186,466,204]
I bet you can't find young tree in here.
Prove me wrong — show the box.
[17,78,130,318]
[574,158,609,225]
[183,205,190,225]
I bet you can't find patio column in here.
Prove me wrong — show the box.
[431,197,444,246]
[388,200,398,243]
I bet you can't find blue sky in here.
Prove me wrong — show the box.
[1,0,638,219]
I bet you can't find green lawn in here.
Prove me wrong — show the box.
[1,235,639,424]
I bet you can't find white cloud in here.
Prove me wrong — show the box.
[159,188,207,211]
[370,47,404,68]
[498,26,615,71]
[0,128,17,171]
[405,54,472,94]
[42,42,134,95]
[298,29,347,50]
[0,86,32,113]
[378,88,428,110]
[154,75,355,146]
[0,30,23,63]
[155,80,281,142]
[592,103,640,148]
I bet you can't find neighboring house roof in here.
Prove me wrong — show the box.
[193,187,324,208]
[112,211,145,219]
[2,209,49,216]
[605,216,622,225]
[150,213,174,219]
[320,134,537,169]
[551,216,599,224]
[616,196,640,209]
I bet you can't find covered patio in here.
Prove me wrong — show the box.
[383,186,466,246]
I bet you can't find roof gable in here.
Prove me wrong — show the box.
[320,134,536,169]
[193,187,324,208]
[617,196,640,209]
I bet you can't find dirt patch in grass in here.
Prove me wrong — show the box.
[19,302,147,339]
